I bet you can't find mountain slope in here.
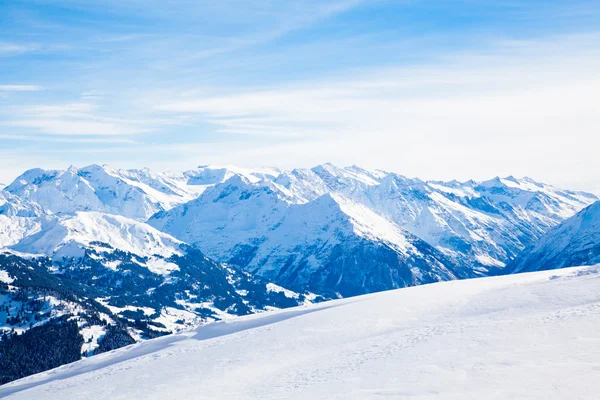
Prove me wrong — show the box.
[0,252,138,384]
[0,191,46,247]
[332,172,596,271]
[3,265,599,399]
[5,165,201,220]
[5,164,286,221]
[7,211,317,330]
[12,211,184,261]
[508,201,600,273]
[150,166,596,294]
[240,193,464,296]
[150,178,464,296]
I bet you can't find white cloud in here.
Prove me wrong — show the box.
[0,133,136,143]
[0,85,42,91]
[80,90,107,100]
[2,119,145,136]
[1,103,153,136]
[153,32,600,191]
[0,42,39,56]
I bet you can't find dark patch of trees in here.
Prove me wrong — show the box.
[95,325,135,355]
[0,317,83,385]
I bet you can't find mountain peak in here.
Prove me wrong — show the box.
[66,165,80,174]
[507,199,600,273]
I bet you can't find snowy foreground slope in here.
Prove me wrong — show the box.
[3,265,600,400]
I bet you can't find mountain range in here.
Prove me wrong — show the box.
[1,162,598,384]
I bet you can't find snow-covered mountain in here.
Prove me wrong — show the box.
[0,191,46,247]
[4,163,595,297]
[508,201,600,273]
[354,174,596,270]
[5,165,197,220]
[5,210,318,330]
[12,211,184,261]
[4,164,285,221]
[185,164,282,187]
[299,165,596,269]
[150,164,596,294]
[150,175,466,296]
[244,193,465,296]
[3,264,599,399]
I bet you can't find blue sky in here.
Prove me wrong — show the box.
[1,0,599,192]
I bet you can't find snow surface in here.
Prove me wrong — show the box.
[4,165,208,220]
[0,190,45,247]
[12,211,183,260]
[3,265,600,399]
[80,325,106,355]
[0,269,15,284]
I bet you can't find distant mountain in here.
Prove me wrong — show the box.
[507,201,600,273]
[150,165,596,294]
[185,165,282,186]
[352,174,596,271]
[151,178,463,296]
[5,165,199,220]
[7,211,317,329]
[4,164,285,221]
[0,191,46,247]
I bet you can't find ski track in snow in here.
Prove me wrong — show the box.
[2,265,600,399]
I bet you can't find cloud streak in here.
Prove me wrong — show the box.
[153,32,600,189]
[0,85,42,92]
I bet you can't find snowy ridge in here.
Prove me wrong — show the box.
[336,172,596,270]
[6,165,199,220]
[12,211,184,261]
[4,164,289,221]
[508,201,600,273]
[3,265,599,399]
[475,175,597,222]
[151,181,463,296]
[0,191,46,247]
[150,165,596,294]
[185,164,282,186]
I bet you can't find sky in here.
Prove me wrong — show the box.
[1,0,599,193]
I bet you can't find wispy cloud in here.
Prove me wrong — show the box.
[0,101,194,137]
[153,32,600,188]
[0,85,42,92]
[157,33,600,135]
[0,133,136,144]
[0,103,149,136]
[0,42,40,56]
[80,90,107,100]
[2,119,145,136]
